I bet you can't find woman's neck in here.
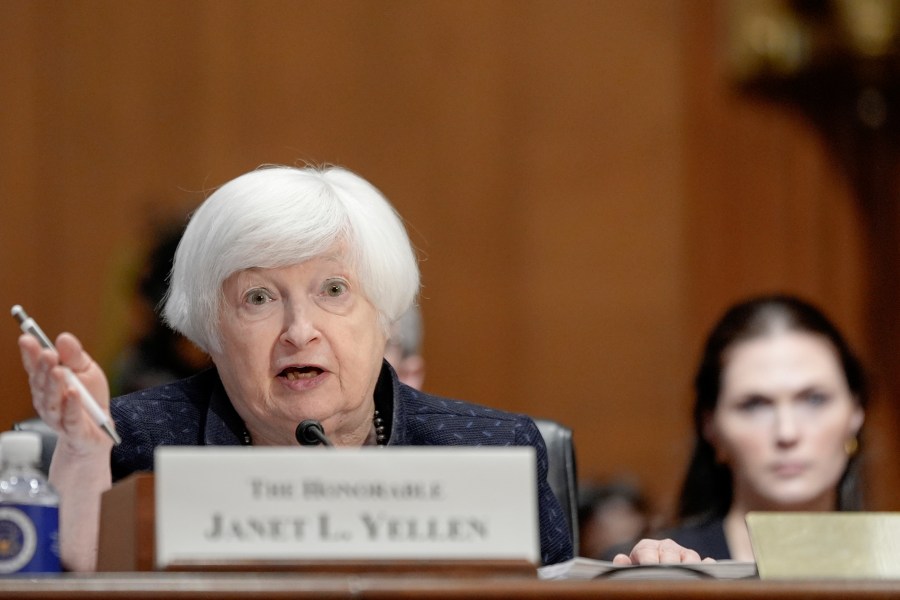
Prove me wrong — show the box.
[723,508,756,561]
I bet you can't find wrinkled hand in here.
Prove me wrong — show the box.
[18,332,113,454]
[612,538,716,565]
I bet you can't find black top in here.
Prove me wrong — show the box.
[660,517,731,560]
[601,517,731,561]
[109,361,573,565]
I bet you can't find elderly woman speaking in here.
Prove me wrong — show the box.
[19,165,577,571]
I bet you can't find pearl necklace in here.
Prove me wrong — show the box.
[373,409,387,445]
[241,409,387,447]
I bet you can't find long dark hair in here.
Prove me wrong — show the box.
[677,294,868,523]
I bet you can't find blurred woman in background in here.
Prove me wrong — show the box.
[669,294,867,561]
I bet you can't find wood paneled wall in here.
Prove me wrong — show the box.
[1,0,896,517]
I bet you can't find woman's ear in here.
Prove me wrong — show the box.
[849,398,865,437]
[702,410,728,464]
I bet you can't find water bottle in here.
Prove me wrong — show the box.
[0,430,61,574]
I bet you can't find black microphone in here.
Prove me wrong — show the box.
[295,420,333,447]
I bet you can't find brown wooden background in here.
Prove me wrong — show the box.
[1,0,897,519]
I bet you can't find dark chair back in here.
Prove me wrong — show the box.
[534,418,579,554]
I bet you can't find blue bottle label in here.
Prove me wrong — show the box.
[0,505,60,574]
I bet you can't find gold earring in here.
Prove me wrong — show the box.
[844,437,859,457]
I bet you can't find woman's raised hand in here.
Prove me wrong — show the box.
[18,331,113,453]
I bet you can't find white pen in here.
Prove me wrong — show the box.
[11,305,122,445]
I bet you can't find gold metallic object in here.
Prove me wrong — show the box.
[845,436,859,456]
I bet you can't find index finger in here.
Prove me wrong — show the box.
[18,333,48,373]
[660,540,702,564]
[629,538,663,565]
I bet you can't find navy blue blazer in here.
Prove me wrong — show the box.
[109,362,574,565]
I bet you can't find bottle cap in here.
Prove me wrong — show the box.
[0,430,41,467]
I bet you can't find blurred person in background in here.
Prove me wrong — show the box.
[667,294,867,561]
[111,221,211,395]
[383,305,425,390]
[578,479,650,560]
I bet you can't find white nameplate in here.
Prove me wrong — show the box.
[154,446,539,568]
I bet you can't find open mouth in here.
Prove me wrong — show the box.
[279,366,324,381]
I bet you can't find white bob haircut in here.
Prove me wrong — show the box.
[163,165,420,354]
